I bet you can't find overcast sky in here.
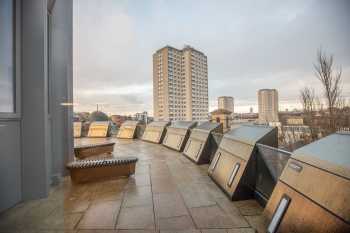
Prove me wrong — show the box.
[73,0,350,115]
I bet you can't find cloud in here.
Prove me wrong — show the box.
[73,0,350,114]
[76,83,152,96]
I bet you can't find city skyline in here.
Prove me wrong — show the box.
[73,0,350,116]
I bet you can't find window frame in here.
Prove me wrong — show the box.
[0,0,21,119]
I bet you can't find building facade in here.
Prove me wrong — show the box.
[258,89,279,123]
[0,0,73,212]
[134,111,148,124]
[153,45,208,121]
[210,109,232,132]
[218,96,234,114]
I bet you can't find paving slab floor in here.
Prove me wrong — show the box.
[0,138,268,233]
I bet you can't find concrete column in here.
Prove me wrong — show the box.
[49,0,73,182]
[21,0,50,200]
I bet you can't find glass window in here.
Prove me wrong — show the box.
[0,0,15,113]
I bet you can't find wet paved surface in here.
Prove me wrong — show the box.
[0,138,267,233]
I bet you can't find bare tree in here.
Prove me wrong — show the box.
[337,96,346,109]
[314,96,322,112]
[279,127,295,151]
[300,87,316,113]
[314,48,342,131]
[299,87,318,139]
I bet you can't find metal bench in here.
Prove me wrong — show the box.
[66,157,138,183]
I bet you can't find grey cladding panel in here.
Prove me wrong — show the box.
[117,127,136,139]
[147,121,170,127]
[183,122,222,164]
[117,121,139,139]
[122,120,140,126]
[162,121,197,151]
[0,121,21,212]
[163,133,184,151]
[209,149,246,199]
[189,130,209,141]
[195,121,222,132]
[291,132,350,178]
[166,127,188,135]
[219,137,254,161]
[170,121,197,129]
[273,132,350,221]
[142,130,161,143]
[184,139,204,160]
[225,124,276,145]
[142,121,170,143]
[208,124,278,200]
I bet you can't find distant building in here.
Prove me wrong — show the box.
[286,117,304,125]
[210,109,232,132]
[279,110,303,126]
[73,112,90,122]
[153,45,208,121]
[218,96,234,114]
[134,111,148,124]
[258,89,279,123]
[235,112,258,121]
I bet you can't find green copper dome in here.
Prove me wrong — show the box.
[89,111,109,122]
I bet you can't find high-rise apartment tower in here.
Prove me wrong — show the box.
[153,45,208,121]
[218,96,234,114]
[258,89,279,123]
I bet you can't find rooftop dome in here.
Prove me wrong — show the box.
[89,111,109,122]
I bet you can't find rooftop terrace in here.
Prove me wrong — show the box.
[0,138,267,233]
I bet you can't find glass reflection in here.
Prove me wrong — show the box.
[0,0,14,113]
